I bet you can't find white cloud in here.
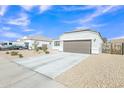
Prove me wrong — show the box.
[7,12,30,26]
[20,5,52,14]
[2,27,11,30]
[79,6,121,24]
[90,24,106,27]
[76,26,90,30]
[63,6,122,24]
[20,5,36,11]
[0,5,8,16]
[24,28,34,32]
[0,30,22,38]
[76,23,106,30]
[28,31,43,36]
[4,5,52,28]
[39,5,52,13]
[62,5,97,11]
[63,6,122,31]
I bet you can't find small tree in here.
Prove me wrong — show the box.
[42,47,48,52]
[6,51,9,54]
[32,41,39,52]
[103,37,108,43]
[18,54,23,58]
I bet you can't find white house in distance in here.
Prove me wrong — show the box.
[52,29,103,54]
[17,35,52,50]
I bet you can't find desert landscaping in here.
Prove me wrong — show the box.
[56,54,124,88]
[1,49,124,88]
[0,50,44,59]
[0,48,55,60]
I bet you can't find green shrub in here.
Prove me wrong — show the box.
[35,48,39,52]
[38,47,42,50]
[45,51,49,54]
[6,51,9,54]
[11,51,18,56]
[18,54,23,58]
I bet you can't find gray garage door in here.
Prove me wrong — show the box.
[63,40,91,54]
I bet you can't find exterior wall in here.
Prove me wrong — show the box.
[59,31,103,54]
[20,40,51,50]
[52,40,62,50]
[37,41,51,48]
[13,41,25,47]
[23,40,34,49]
[52,42,59,50]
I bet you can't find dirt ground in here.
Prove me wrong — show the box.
[56,54,124,88]
[0,50,45,60]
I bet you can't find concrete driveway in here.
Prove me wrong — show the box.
[15,52,90,78]
[0,57,65,88]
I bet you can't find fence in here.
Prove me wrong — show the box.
[102,42,124,55]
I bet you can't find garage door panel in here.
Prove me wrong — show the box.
[63,40,91,54]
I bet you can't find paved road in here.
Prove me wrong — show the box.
[15,52,90,78]
[0,57,65,88]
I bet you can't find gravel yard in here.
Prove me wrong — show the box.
[0,49,57,60]
[56,54,124,88]
[0,50,44,60]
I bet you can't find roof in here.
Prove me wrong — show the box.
[22,35,52,41]
[64,29,92,34]
[64,29,104,41]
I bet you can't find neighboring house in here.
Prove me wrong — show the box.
[18,35,52,50]
[52,29,103,54]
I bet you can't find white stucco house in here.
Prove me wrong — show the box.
[52,29,103,54]
[18,35,52,50]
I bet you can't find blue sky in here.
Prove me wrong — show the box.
[0,5,124,41]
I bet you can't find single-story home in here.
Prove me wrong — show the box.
[52,29,103,54]
[18,35,52,50]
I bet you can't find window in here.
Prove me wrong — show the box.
[24,42,29,49]
[54,41,60,46]
[3,43,7,45]
[9,43,12,45]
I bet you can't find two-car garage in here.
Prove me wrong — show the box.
[63,40,91,54]
[59,29,103,54]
